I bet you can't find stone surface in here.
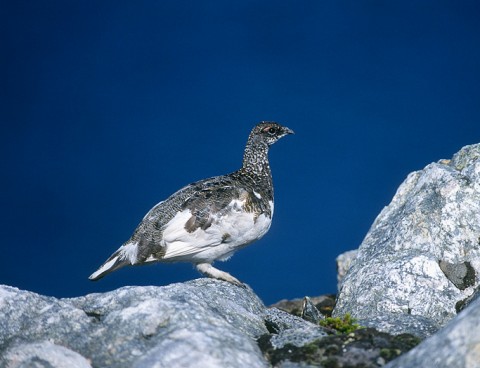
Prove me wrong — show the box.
[355,313,439,339]
[2,341,92,368]
[385,295,480,368]
[438,260,476,290]
[0,279,268,368]
[300,297,325,324]
[334,144,480,335]
[263,308,328,349]
[336,249,358,290]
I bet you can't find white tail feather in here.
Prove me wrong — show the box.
[89,242,139,281]
[88,256,119,280]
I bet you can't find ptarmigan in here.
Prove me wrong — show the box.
[89,122,294,286]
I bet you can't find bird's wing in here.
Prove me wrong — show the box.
[181,184,240,231]
[159,181,255,260]
[125,176,236,258]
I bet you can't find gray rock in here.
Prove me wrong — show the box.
[334,144,480,335]
[336,249,358,290]
[0,279,268,368]
[300,297,324,324]
[1,341,92,368]
[438,260,476,290]
[263,308,328,349]
[385,295,480,368]
[356,313,439,339]
[132,327,265,368]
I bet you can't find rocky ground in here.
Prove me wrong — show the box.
[2,143,480,368]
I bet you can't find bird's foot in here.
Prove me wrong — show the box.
[195,263,246,288]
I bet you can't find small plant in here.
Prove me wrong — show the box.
[319,313,361,334]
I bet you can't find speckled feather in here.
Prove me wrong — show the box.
[89,122,294,285]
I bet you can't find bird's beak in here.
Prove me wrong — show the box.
[284,127,295,135]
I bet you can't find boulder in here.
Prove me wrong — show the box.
[0,281,421,368]
[334,144,480,336]
[0,279,268,368]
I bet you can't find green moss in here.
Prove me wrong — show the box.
[323,358,341,368]
[380,348,402,360]
[258,328,422,367]
[319,313,361,334]
[392,333,422,350]
[262,342,321,366]
[302,342,318,354]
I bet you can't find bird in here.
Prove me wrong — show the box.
[89,121,294,286]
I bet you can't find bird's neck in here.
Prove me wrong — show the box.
[241,138,272,185]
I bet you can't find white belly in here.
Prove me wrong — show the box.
[159,201,273,263]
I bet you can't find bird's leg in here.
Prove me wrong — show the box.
[195,263,245,287]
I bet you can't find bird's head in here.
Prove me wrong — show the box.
[250,122,295,146]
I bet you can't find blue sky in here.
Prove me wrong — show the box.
[2,1,480,304]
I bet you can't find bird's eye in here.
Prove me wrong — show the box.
[268,127,277,134]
